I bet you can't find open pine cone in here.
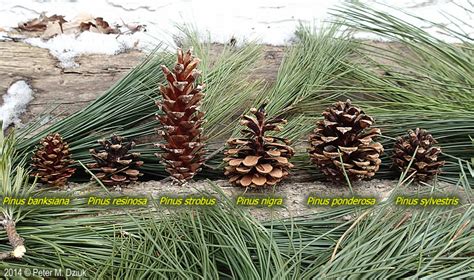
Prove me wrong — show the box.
[223,105,294,188]
[87,135,143,186]
[392,128,445,182]
[31,133,76,187]
[308,100,383,181]
[155,48,206,183]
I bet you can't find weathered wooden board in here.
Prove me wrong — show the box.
[0,40,405,127]
[0,41,286,124]
[0,41,145,121]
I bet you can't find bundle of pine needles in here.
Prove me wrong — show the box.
[331,3,474,183]
[91,180,473,278]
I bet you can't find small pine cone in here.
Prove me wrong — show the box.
[308,100,383,181]
[31,133,76,187]
[155,48,206,182]
[392,128,445,182]
[87,135,143,186]
[223,105,294,188]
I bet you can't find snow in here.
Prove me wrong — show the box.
[0,0,472,67]
[0,31,9,41]
[0,80,35,131]
[25,32,154,68]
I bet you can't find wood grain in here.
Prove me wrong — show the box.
[0,41,144,121]
[0,41,285,124]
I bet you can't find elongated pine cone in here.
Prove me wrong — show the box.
[155,48,206,182]
[87,135,143,186]
[224,105,294,188]
[392,128,445,181]
[308,100,383,181]
[31,133,76,187]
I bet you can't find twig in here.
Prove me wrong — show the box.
[202,163,221,170]
[205,146,225,161]
[393,212,412,229]
[0,219,26,260]
[451,219,471,242]
[0,251,14,260]
[328,209,371,265]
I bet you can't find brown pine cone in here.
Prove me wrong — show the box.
[392,128,445,181]
[155,48,206,183]
[87,135,143,186]
[31,133,76,187]
[224,105,294,188]
[308,100,383,181]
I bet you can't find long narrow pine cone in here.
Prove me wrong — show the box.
[87,135,143,186]
[308,100,383,181]
[223,105,294,188]
[155,48,206,182]
[392,128,445,182]
[31,133,76,187]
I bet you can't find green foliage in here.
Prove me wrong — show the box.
[15,48,174,179]
[257,23,354,143]
[15,30,265,180]
[178,27,264,142]
[0,166,471,279]
[2,7,473,279]
[0,199,147,273]
[75,182,474,278]
[0,127,35,222]
[328,3,474,183]
[311,204,473,278]
[0,127,148,273]
[471,136,474,166]
[12,4,473,185]
[94,188,291,279]
[310,168,473,277]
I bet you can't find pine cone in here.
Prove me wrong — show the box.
[31,133,76,187]
[155,48,206,182]
[392,128,445,182]
[308,100,383,181]
[87,135,143,186]
[223,105,294,188]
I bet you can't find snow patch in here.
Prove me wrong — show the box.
[0,0,473,47]
[0,31,10,41]
[25,32,154,68]
[0,0,472,65]
[0,80,34,131]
